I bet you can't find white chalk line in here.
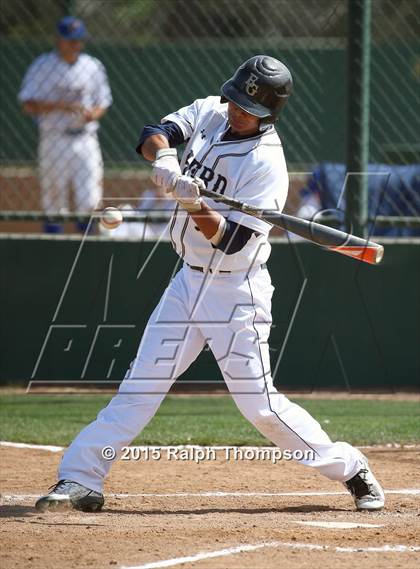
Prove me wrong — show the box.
[120,542,279,569]
[121,542,420,569]
[336,544,420,552]
[2,441,420,453]
[0,441,64,452]
[293,521,383,529]
[2,489,419,502]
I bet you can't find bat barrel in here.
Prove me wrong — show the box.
[265,212,384,264]
[199,187,384,265]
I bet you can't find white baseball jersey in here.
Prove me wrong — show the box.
[163,96,289,270]
[18,51,112,135]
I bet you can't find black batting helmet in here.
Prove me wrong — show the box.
[220,55,293,123]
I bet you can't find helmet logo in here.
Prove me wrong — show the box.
[245,73,259,96]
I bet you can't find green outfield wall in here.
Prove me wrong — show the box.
[1,236,419,390]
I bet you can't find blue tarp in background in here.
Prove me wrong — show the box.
[301,163,420,236]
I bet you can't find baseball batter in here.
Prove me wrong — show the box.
[36,56,384,513]
[18,16,112,232]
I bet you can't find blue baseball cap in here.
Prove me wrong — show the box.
[57,16,88,40]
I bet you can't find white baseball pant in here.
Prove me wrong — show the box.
[59,264,364,493]
[39,131,103,213]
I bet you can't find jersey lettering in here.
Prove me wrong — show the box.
[183,151,227,194]
[212,173,227,194]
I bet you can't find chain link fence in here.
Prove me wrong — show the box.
[0,0,419,235]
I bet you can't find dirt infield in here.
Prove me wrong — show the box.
[1,445,419,569]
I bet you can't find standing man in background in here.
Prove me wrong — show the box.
[18,16,112,233]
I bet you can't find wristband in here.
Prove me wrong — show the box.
[155,148,178,160]
[178,197,203,213]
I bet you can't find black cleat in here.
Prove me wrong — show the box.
[344,459,385,511]
[35,480,104,512]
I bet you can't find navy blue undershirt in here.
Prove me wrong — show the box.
[215,220,257,255]
[136,121,260,255]
[136,122,185,153]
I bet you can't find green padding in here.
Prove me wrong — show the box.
[1,238,419,389]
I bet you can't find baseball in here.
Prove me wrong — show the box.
[100,207,123,229]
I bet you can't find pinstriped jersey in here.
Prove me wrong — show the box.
[163,96,289,271]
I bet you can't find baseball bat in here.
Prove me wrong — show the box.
[199,188,384,265]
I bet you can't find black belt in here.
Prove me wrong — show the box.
[187,263,267,274]
[64,127,87,136]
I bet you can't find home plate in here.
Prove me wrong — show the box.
[294,521,383,529]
